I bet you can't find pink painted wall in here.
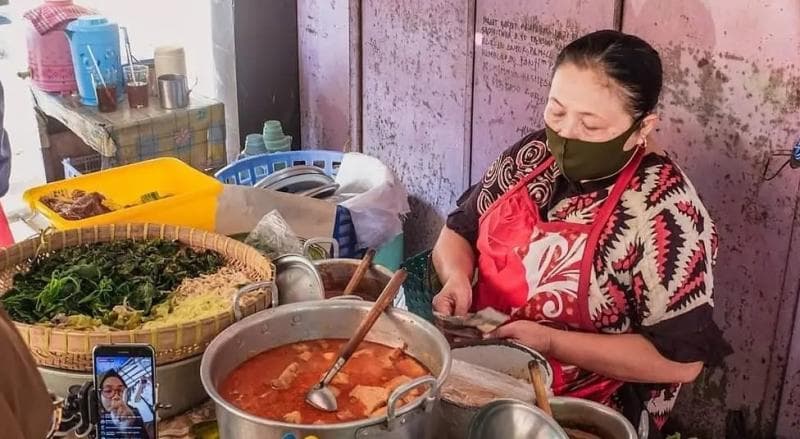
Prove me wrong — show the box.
[297,0,351,150]
[361,0,475,254]
[470,0,616,180]
[624,1,800,436]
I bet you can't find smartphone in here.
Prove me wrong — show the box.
[93,344,157,439]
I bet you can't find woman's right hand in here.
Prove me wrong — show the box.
[432,275,473,316]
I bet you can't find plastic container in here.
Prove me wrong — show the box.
[24,157,222,231]
[242,133,268,157]
[65,15,123,106]
[373,233,404,271]
[154,45,187,80]
[26,21,77,93]
[262,120,292,152]
[24,0,87,93]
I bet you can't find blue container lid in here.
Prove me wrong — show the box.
[66,15,116,31]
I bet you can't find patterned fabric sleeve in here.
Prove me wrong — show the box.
[628,158,732,365]
[446,129,548,245]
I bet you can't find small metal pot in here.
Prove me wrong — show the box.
[158,73,192,109]
[550,396,637,439]
[314,258,394,301]
[201,300,452,439]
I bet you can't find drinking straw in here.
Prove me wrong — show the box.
[86,45,108,90]
[121,27,135,74]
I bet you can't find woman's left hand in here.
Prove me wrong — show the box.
[487,320,557,355]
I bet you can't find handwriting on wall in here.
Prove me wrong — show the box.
[471,13,582,179]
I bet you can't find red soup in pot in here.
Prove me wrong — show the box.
[220,339,430,424]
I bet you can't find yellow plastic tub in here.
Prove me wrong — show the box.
[24,157,223,231]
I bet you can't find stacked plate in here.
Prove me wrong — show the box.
[254,165,339,199]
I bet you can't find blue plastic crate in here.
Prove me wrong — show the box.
[214,150,344,186]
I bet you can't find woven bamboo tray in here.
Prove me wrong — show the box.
[0,223,273,372]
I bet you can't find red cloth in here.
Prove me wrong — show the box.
[23,1,93,35]
[0,202,13,248]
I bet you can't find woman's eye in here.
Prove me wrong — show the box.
[550,111,566,119]
[582,122,600,131]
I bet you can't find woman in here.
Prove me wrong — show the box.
[0,306,54,439]
[98,370,152,439]
[432,30,731,434]
[0,80,10,197]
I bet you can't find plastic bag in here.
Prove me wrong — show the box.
[244,210,304,258]
[334,153,410,250]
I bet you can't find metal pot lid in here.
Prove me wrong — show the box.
[274,254,325,305]
[254,165,332,191]
[298,182,340,199]
[468,399,568,439]
[262,173,335,194]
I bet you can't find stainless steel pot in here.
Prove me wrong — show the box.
[201,300,452,439]
[314,258,394,301]
[437,340,553,439]
[550,396,637,439]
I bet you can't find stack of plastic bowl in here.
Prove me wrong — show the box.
[262,120,292,153]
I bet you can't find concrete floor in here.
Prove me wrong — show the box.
[1,4,49,240]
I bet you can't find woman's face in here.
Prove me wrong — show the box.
[100,376,126,411]
[544,62,651,150]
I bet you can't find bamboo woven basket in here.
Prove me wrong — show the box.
[0,223,274,372]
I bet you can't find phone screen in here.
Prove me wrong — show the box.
[93,345,156,439]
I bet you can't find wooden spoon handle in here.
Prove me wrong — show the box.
[338,268,407,361]
[529,361,552,417]
[343,249,376,295]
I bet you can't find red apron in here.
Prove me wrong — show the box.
[474,151,643,404]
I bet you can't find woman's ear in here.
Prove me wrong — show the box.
[638,113,659,140]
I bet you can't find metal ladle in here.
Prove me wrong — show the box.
[306,268,408,412]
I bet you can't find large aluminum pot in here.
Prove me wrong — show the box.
[201,300,451,439]
[314,258,394,301]
[550,396,637,439]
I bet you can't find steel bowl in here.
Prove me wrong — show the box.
[274,254,325,304]
[467,399,568,439]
